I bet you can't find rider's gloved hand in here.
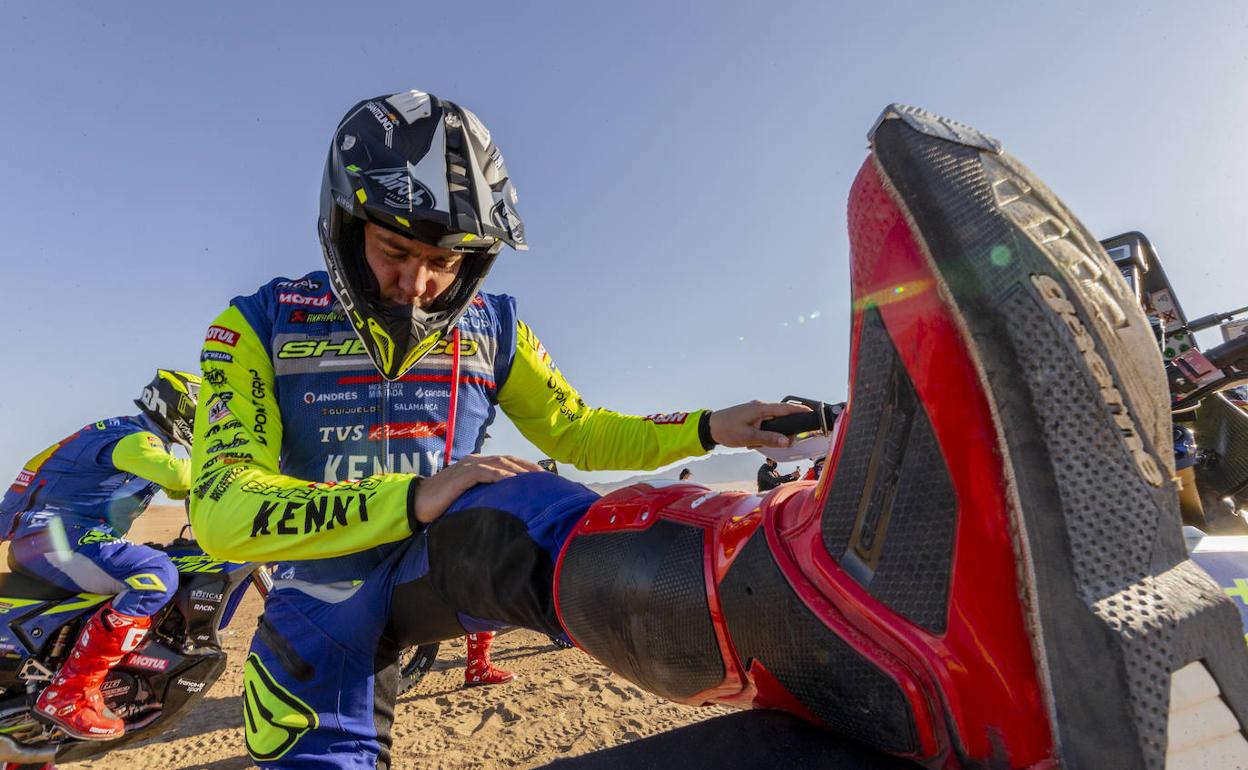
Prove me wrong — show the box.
[707,401,811,450]
[414,454,544,526]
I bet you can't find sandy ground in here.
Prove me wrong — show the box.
[48,487,757,769]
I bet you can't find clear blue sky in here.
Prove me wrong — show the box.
[2,1,1246,484]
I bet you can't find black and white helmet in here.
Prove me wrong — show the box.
[319,90,527,381]
[135,369,201,449]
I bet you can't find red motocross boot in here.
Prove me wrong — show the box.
[463,632,514,686]
[35,604,151,741]
[553,105,1248,768]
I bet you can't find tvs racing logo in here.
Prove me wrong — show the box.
[366,167,434,210]
[369,422,446,441]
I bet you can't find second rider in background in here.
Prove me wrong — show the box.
[0,370,199,741]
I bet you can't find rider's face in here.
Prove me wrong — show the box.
[362,222,464,307]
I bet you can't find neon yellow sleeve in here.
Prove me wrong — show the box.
[112,432,192,493]
[189,306,418,563]
[497,320,709,471]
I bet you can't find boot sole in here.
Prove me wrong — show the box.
[853,105,1248,768]
[554,104,1248,769]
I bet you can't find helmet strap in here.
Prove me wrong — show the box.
[443,327,461,470]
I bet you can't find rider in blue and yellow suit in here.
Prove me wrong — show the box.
[1,370,199,741]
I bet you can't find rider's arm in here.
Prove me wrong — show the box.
[497,320,709,471]
[189,306,420,563]
[111,431,191,496]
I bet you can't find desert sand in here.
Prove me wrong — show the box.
[53,489,756,769]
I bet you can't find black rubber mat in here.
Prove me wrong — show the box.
[720,534,917,755]
[557,521,724,700]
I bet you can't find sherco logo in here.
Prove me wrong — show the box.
[278,292,332,308]
[280,339,368,359]
[206,326,239,346]
[1031,274,1163,487]
[279,338,475,359]
[366,167,434,210]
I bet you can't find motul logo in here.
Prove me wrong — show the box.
[123,653,169,671]
[13,469,34,489]
[369,422,446,441]
[206,326,239,346]
[278,292,332,308]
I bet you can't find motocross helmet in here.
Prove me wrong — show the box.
[319,89,527,381]
[135,369,201,449]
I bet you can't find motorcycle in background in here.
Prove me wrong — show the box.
[1103,232,1248,644]
[0,528,267,767]
[1102,231,1248,530]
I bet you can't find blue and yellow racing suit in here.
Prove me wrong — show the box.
[190,271,709,768]
[0,415,187,617]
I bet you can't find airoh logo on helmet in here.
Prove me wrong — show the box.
[366,167,435,210]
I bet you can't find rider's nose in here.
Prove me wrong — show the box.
[399,261,437,306]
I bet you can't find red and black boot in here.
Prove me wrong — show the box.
[35,604,151,741]
[463,632,513,687]
[553,105,1248,768]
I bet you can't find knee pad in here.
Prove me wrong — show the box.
[554,481,813,707]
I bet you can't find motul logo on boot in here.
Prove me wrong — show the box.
[1032,274,1163,487]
